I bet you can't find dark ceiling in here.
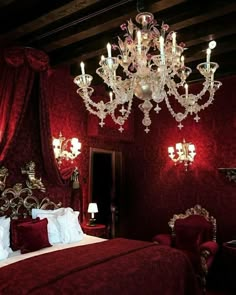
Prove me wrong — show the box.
[0,0,236,84]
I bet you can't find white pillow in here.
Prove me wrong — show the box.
[57,208,84,244]
[32,208,66,245]
[32,207,83,244]
[37,214,61,245]
[0,225,9,260]
[0,216,11,253]
[32,207,65,219]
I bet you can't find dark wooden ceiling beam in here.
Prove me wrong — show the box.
[185,26,236,48]
[0,0,15,8]
[186,40,236,63]
[45,0,236,53]
[42,0,187,52]
[50,8,236,69]
[44,0,236,66]
[171,2,236,31]
[0,0,101,41]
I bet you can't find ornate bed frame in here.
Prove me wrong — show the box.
[0,162,61,219]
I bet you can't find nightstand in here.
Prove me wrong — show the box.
[82,223,107,238]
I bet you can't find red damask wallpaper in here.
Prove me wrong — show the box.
[119,76,236,243]
[3,61,236,244]
[68,69,236,243]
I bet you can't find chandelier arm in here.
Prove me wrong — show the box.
[165,77,216,118]
[79,87,116,120]
[110,96,133,132]
[111,100,133,122]
[166,79,187,106]
[164,93,188,122]
[193,85,218,112]
[83,99,113,115]
[83,101,107,118]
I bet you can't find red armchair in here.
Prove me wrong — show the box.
[153,204,218,288]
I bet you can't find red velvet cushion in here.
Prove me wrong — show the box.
[175,227,201,252]
[174,215,212,252]
[17,218,51,253]
[175,215,212,251]
[10,217,36,251]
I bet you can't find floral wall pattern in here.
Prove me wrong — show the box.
[2,51,236,244]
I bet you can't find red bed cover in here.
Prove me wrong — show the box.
[0,238,201,295]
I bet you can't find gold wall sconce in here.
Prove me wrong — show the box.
[52,132,81,165]
[168,139,196,171]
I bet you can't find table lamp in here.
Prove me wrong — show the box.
[87,203,98,226]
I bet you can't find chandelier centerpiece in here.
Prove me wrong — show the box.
[74,12,222,133]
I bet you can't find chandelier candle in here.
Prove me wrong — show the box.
[80,62,86,84]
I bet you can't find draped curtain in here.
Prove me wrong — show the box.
[0,46,82,212]
[0,48,36,161]
[39,73,73,185]
[0,46,70,184]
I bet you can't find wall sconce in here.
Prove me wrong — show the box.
[168,139,196,171]
[87,203,98,226]
[52,132,81,165]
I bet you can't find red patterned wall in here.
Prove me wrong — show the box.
[119,75,236,243]
[51,68,236,243]
[3,62,236,244]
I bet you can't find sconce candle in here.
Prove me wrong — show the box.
[168,139,196,171]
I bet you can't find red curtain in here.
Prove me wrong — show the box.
[0,46,80,210]
[0,47,49,162]
[39,73,72,185]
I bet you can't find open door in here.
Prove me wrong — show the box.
[88,148,122,238]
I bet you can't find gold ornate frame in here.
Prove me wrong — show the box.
[0,183,61,219]
[0,162,61,218]
[168,204,217,242]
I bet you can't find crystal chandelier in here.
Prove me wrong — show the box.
[168,139,196,171]
[52,132,81,165]
[74,11,222,133]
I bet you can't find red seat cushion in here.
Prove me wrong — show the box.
[175,225,202,252]
[174,215,213,252]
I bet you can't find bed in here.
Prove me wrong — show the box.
[0,165,202,295]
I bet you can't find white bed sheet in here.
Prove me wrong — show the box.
[0,234,106,268]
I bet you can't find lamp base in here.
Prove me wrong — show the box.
[88,218,96,226]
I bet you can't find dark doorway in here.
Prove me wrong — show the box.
[92,152,112,224]
[89,148,122,237]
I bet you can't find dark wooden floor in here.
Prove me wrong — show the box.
[206,290,234,295]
